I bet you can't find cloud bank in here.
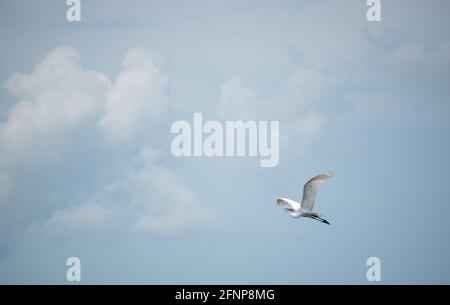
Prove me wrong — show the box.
[0,47,210,247]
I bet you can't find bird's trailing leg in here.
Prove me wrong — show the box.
[310,215,330,225]
[284,207,295,213]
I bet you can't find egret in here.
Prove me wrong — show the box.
[276,171,333,225]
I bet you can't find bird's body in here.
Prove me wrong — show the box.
[276,171,333,225]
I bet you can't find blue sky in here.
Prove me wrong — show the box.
[0,0,449,284]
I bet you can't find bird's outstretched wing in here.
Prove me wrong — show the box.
[276,198,301,211]
[301,171,333,211]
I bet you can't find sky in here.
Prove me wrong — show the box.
[0,0,450,284]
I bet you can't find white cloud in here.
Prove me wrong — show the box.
[365,41,450,87]
[38,146,211,237]
[41,202,113,236]
[0,47,207,242]
[218,76,258,120]
[99,48,169,141]
[130,147,211,236]
[1,47,111,153]
[216,72,331,153]
[284,61,356,151]
[291,110,325,139]
[288,62,351,106]
[1,47,170,163]
[280,110,326,152]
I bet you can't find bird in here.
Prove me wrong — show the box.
[276,171,333,225]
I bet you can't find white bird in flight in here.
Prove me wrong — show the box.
[276,171,333,225]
